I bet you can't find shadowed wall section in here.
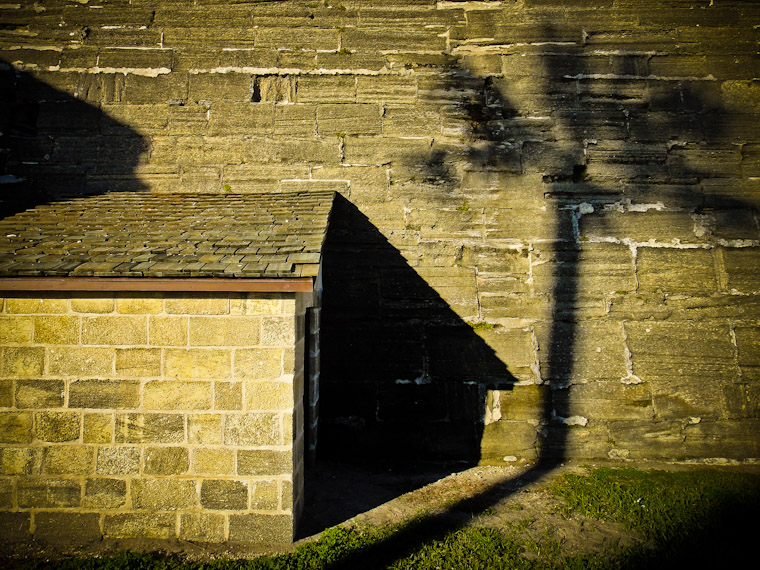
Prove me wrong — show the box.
[320,195,519,466]
[0,58,149,215]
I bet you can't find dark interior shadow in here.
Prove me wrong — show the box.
[305,19,759,566]
[0,59,148,217]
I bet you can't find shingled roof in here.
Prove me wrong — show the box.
[0,191,334,280]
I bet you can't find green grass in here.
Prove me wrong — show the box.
[550,467,760,567]
[15,468,760,570]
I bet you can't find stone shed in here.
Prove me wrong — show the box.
[0,190,333,547]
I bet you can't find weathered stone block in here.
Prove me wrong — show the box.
[561,381,654,422]
[316,103,382,136]
[103,512,175,539]
[82,316,147,345]
[149,316,189,346]
[485,206,571,242]
[115,296,163,315]
[480,420,538,460]
[167,103,211,136]
[383,104,442,137]
[48,347,113,377]
[250,479,280,511]
[223,413,281,446]
[165,296,229,315]
[179,513,226,543]
[0,316,33,343]
[0,447,43,475]
[532,242,636,296]
[637,248,718,294]
[683,420,760,459]
[723,247,760,294]
[261,317,295,346]
[144,380,213,410]
[214,381,243,410]
[33,316,79,344]
[83,413,113,444]
[207,101,274,136]
[15,380,65,408]
[344,135,431,166]
[188,414,222,445]
[18,478,81,508]
[44,446,94,475]
[251,75,294,103]
[115,348,161,377]
[34,512,101,545]
[189,316,261,346]
[668,147,742,178]
[115,413,185,444]
[142,446,189,475]
[721,80,760,114]
[711,209,760,240]
[626,322,737,381]
[651,378,731,421]
[607,420,686,460]
[192,447,235,475]
[536,321,627,383]
[83,478,127,509]
[235,348,284,380]
[200,479,248,510]
[132,479,197,510]
[4,298,67,314]
[70,380,140,410]
[497,385,549,422]
[35,411,80,443]
[237,449,292,476]
[123,74,187,105]
[274,103,315,136]
[245,382,293,411]
[96,447,140,475]
[297,75,355,103]
[229,513,292,544]
[165,349,231,379]
[1,347,44,377]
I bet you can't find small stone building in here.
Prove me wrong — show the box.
[0,190,333,547]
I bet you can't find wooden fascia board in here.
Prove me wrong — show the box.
[0,277,314,293]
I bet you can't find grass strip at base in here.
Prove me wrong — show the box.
[16,467,760,570]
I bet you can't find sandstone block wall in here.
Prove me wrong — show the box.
[0,292,309,546]
[1,0,759,467]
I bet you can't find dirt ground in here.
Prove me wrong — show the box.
[298,460,643,560]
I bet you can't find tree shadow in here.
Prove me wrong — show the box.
[0,59,148,217]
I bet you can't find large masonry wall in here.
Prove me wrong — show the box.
[0,292,306,546]
[1,0,759,466]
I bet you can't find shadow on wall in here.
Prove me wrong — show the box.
[320,194,519,466]
[312,19,759,560]
[0,59,148,217]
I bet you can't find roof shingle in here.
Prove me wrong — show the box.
[0,191,334,279]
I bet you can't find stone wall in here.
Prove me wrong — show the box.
[1,0,759,466]
[0,291,311,546]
